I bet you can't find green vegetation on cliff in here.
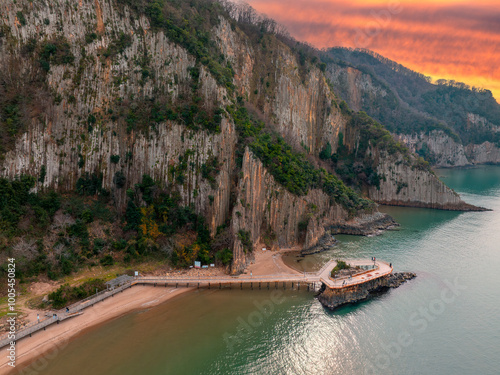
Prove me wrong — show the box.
[0,173,231,282]
[229,105,375,213]
[118,0,234,92]
[319,107,432,191]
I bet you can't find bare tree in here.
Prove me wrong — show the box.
[12,238,38,261]
[51,212,76,230]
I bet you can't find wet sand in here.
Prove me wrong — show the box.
[0,286,193,374]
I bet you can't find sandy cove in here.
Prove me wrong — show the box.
[0,248,301,374]
[246,248,302,276]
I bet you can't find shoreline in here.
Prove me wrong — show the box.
[1,248,302,374]
[0,286,194,375]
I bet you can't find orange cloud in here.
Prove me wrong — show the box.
[246,0,500,101]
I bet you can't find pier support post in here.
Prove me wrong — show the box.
[176,283,178,288]
[267,282,269,290]
[219,283,221,289]
[259,282,261,290]
[283,282,286,290]
[208,283,210,289]
[251,282,253,290]
[240,282,242,290]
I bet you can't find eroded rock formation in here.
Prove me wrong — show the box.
[318,272,417,310]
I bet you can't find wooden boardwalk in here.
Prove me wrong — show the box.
[0,259,391,348]
[134,260,337,289]
[0,282,133,349]
[133,259,392,290]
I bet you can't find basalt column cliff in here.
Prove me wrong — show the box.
[0,0,480,274]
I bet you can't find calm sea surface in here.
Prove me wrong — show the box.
[19,166,500,375]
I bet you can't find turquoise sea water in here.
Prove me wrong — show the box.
[18,166,500,375]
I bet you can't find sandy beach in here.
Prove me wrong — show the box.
[0,248,300,374]
[0,286,193,375]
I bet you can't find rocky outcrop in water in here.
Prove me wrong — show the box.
[301,233,338,256]
[328,211,398,236]
[301,213,398,256]
[367,151,486,211]
[318,272,416,310]
[301,212,399,256]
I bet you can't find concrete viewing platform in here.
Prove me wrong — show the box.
[319,259,393,289]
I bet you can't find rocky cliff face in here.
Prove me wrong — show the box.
[326,64,389,113]
[396,131,500,167]
[394,131,470,168]
[0,0,363,273]
[215,17,346,155]
[231,148,373,273]
[326,60,500,167]
[464,114,500,164]
[0,0,238,235]
[0,0,482,274]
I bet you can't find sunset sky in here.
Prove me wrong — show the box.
[246,0,500,101]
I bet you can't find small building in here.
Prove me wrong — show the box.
[105,275,133,290]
